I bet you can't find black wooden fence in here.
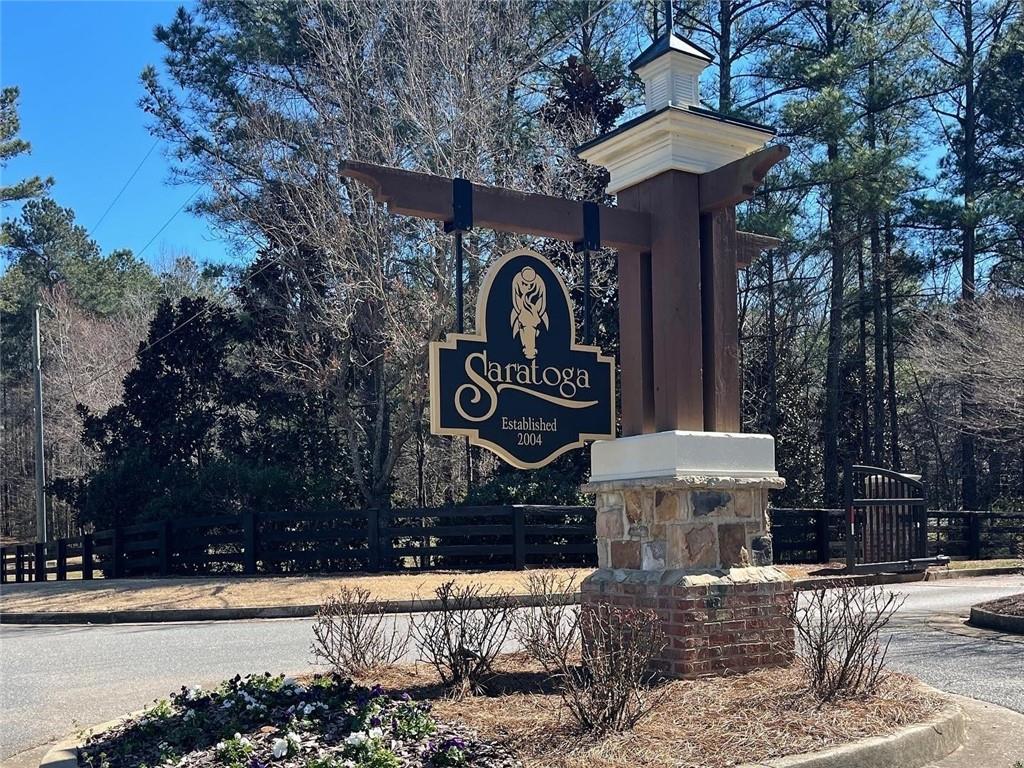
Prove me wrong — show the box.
[771,508,1024,564]
[0,505,596,583]
[3,505,1021,583]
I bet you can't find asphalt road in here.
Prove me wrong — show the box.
[1,575,1022,763]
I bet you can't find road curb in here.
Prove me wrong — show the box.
[38,712,133,768]
[3,566,1019,625]
[968,605,1024,634]
[0,592,578,625]
[925,565,1023,580]
[735,700,965,768]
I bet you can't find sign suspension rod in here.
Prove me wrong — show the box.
[445,178,474,486]
[445,177,473,333]
[574,201,601,345]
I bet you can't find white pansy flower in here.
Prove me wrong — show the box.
[367,727,384,739]
[272,737,289,758]
[345,731,369,747]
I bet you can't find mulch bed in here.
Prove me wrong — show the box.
[362,654,944,768]
[77,657,944,768]
[976,592,1024,617]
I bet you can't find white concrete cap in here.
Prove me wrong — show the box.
[577,108,773,193]
[589,430,778,482]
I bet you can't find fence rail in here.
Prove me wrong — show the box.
[771,508,1024,564]
[0,505,596,582]
[3,506,1021,583]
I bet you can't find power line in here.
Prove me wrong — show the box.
[89,138,160,236]
[66,5,615,396]
[64,252,279,400]
[135,187,202,258]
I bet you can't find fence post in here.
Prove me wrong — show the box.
[56,539,68,581]
[15,545,25,583]
[112,527,125,579]
[843,462,856,570]
[367,509,381,572]
[34,542,46,582]
[243,511,258,575]
[0,546,6,584]
[82,534,94,580]
[158,520,173,577]
[815,509,830,563]
[968,513,983,560]
[513,508,527,570]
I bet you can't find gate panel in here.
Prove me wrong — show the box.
[843,463,940,573]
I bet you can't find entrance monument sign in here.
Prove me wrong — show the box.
[341,6,795,679]
[430,248,614,468]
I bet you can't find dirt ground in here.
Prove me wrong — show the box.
[1,560,1018,614]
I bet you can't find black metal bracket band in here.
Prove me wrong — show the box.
[444,177,473,234]
[574,200,601,254]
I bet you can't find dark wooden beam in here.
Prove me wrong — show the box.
[698,145,789,213]
[619,171,705,432]
[614,187,656,436]
[341,161,651,253]
[736,231,782,268]
[701,208,741,432]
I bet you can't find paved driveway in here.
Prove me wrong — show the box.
[2,575,1022,763]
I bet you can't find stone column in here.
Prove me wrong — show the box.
[581,431,795,678]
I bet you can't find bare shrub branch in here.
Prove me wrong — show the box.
[790,584,905,702]
[514,571,582,674]
[409,580,516,695]
[521,584,667,735]
[311,586,408,676]
[562,604,667,733]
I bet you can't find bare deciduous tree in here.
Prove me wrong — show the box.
[912,294,1024,442]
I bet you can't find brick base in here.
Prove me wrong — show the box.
[581,567,795,678]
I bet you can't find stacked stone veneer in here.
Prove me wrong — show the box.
[582,475,795,678]
[590,478,782,571]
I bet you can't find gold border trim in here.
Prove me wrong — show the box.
[429,247,616,469]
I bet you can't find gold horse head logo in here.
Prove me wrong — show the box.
[511,266,549,360]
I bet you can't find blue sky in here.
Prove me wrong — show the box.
[1,0,239,268]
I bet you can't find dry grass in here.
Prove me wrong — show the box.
[355,655,944,768]
[0,568,586,613]
[943,558,1023,571]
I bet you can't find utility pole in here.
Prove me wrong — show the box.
[31,304,47,543]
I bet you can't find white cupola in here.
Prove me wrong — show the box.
[576,20,774,193]
[631,34,713,112]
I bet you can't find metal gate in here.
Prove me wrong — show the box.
[843,463,946,573]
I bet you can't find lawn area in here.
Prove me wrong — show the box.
[945,558,1024,570]
[0,569,586,614]
[2,560,1018,615]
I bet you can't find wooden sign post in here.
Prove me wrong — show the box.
[342,21,794,679]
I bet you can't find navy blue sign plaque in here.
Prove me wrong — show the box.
[430,248,615,468]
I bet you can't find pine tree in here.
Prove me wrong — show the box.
[0,86,53,207]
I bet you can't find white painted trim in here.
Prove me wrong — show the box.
[589,430,778,482]
[578,108,772,192]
